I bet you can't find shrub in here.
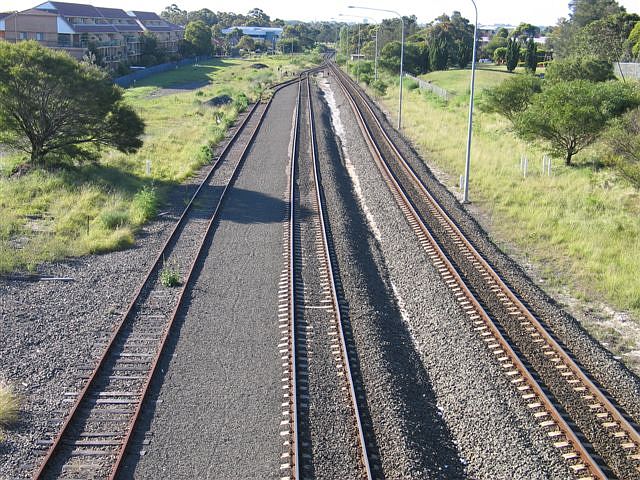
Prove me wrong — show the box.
[0,382,19,428]
[371,79,388,96]
[405,78,420,91]
[606,107,640,188]
[160,260,180,287]
[545,56,615,83]
[130,186,157,224]
[100,209,130,230]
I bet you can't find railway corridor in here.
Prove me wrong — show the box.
[119,83,299,479]
[20,66,640,480]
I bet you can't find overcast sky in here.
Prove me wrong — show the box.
[5,0,640,26]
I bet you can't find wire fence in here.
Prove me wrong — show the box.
[403,73,450,101]
[615,62,640,80]
[114,56,212,88]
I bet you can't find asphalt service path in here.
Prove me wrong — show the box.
[122,83,298,480]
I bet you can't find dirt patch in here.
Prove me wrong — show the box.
[251,63,268,69]
[147,80,210,98]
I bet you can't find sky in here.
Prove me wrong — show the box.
[4,0,640,26]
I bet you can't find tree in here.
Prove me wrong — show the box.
[493,46,508,64]
[247,8,270,26]
[237,35,256,52]
[140,32,164,66]
[545,55,615,82]
[629,22,640,57]
[184,20,212,55]
[525,38,538,72]
[483,34,508,59]
[506,37,520,72]
[569,0,626,28]
[512,22,541,40]
[429,38,448,71]
[575,13,640,65]
[479,75,542,122]
[161,4,187,25]
[0,41,144,166]
[515,80,640,165]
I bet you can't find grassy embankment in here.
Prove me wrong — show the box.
[364,65,640,356]
[0,54,318,273]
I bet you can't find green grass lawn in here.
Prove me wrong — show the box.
[0,54,319,273]
[418,64,546,100]
[366,68,640,320]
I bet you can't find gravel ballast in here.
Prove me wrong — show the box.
[359,76,640,430]
[318,73,575,478]
[120,83,298,479]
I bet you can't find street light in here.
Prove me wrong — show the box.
[349,5,404,130]
[462,0,478,203]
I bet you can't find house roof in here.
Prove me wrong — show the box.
[95,7,130,19]
[37,1,102,17]
[0,12,11,20]
[129,11,161,21]
[115,24,143,32]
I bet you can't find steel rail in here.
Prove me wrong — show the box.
[329,60,640,476]
[33,76,302,480]
[304,74,373,479]
[286,76,303,480]
[330,62,608,480]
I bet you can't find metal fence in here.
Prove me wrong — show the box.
[615,62,640,80]
[404,73,450,101]
[114,56,212,87]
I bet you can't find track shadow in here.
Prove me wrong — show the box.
[312,84,468,478]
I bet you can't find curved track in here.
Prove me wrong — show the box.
[329,60,640,479]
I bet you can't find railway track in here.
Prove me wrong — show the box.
[328,61,640,479]
[278,74,374,479]
[31,77,300,480]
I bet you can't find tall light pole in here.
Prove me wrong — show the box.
[373,25,380,80]
[462,0,478,204]
[349,5,404,130]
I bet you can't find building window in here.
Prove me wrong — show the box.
[36,32,45,41]
[18,32,28,40]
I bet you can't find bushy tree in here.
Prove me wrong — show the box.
[545,56,615,82]
[0,41,144,166]
[515,80,640,165]
[493,46,507,64]
[569,0,626,28]
[184,20,212,55]
[237,35,256,52]
[506,37,520,72]
[478,75,542,122]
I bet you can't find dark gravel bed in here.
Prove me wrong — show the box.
[0,108,253,479]
[293,82,361,479]
[320,74,574,478]
[311,76,466,479]
[120,83,298,479]
[359,78,640,430]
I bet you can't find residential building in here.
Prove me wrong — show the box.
[129,11,182,55]
[0,1,183,68]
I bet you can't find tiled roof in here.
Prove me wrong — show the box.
[46,1,102,17]
[115,24,143,32]
[95,7,130,19]
[72,24,117,32]
[130,11,161,21]
[143,25,172,32]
